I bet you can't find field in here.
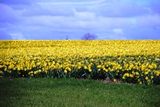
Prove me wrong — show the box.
[0,78,160,107]
[0,40,160,84]
[0,40,160,106]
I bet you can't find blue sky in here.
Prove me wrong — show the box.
[0,0,160,40]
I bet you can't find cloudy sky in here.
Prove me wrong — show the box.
[0,0,160,40]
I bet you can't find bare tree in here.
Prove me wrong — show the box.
[81,33,97,40]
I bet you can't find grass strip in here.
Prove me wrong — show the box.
[0,78,160,107]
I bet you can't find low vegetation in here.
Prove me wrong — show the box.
[0,78,160,107]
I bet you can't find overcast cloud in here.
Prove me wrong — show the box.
[0,0,160,40]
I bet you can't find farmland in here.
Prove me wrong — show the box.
[0,40,160,85]
[1,78,160,107]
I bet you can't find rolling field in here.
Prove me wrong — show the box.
[0,40,160,84]
[0,40,160,107]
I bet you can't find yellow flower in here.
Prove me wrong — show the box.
[67,67,71,71]
[129,74,134,78]
[97,65,101,69]
[155,70,160,76]
[151,76,154,79]
[145,72,148,75]
[147,80,150,84]
[78,66,81,69]
[84,66,87,69]
[104,68,108,72]
[145,76,148,80]
[4,67,7,72]
[64,69,67,73]
[88,68,92,72]
[0,40,160,81]
[122,76,125,79]
[135,72,139,75]
[139,81,142,85]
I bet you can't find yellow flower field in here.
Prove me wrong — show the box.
[0,40,160,85]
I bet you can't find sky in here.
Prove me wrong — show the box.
[0,0,160,40]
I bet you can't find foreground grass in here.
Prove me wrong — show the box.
[0,78,160,107]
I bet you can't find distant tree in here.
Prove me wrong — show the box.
[81,33,97,40]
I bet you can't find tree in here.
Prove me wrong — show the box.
[81,33,97,40]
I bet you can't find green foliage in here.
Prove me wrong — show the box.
[0,78,160,107]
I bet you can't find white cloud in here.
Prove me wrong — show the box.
[74,10,95,21]
[37,0,106,5]
[113,28,124,35]
[103,28,126,40]
[9,32,26,40]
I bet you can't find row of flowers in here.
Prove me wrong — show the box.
[0,55,160,85]
[0,40,160,85]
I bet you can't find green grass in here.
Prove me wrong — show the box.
[0,78,160,107]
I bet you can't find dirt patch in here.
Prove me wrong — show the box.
[101,78,122,84]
